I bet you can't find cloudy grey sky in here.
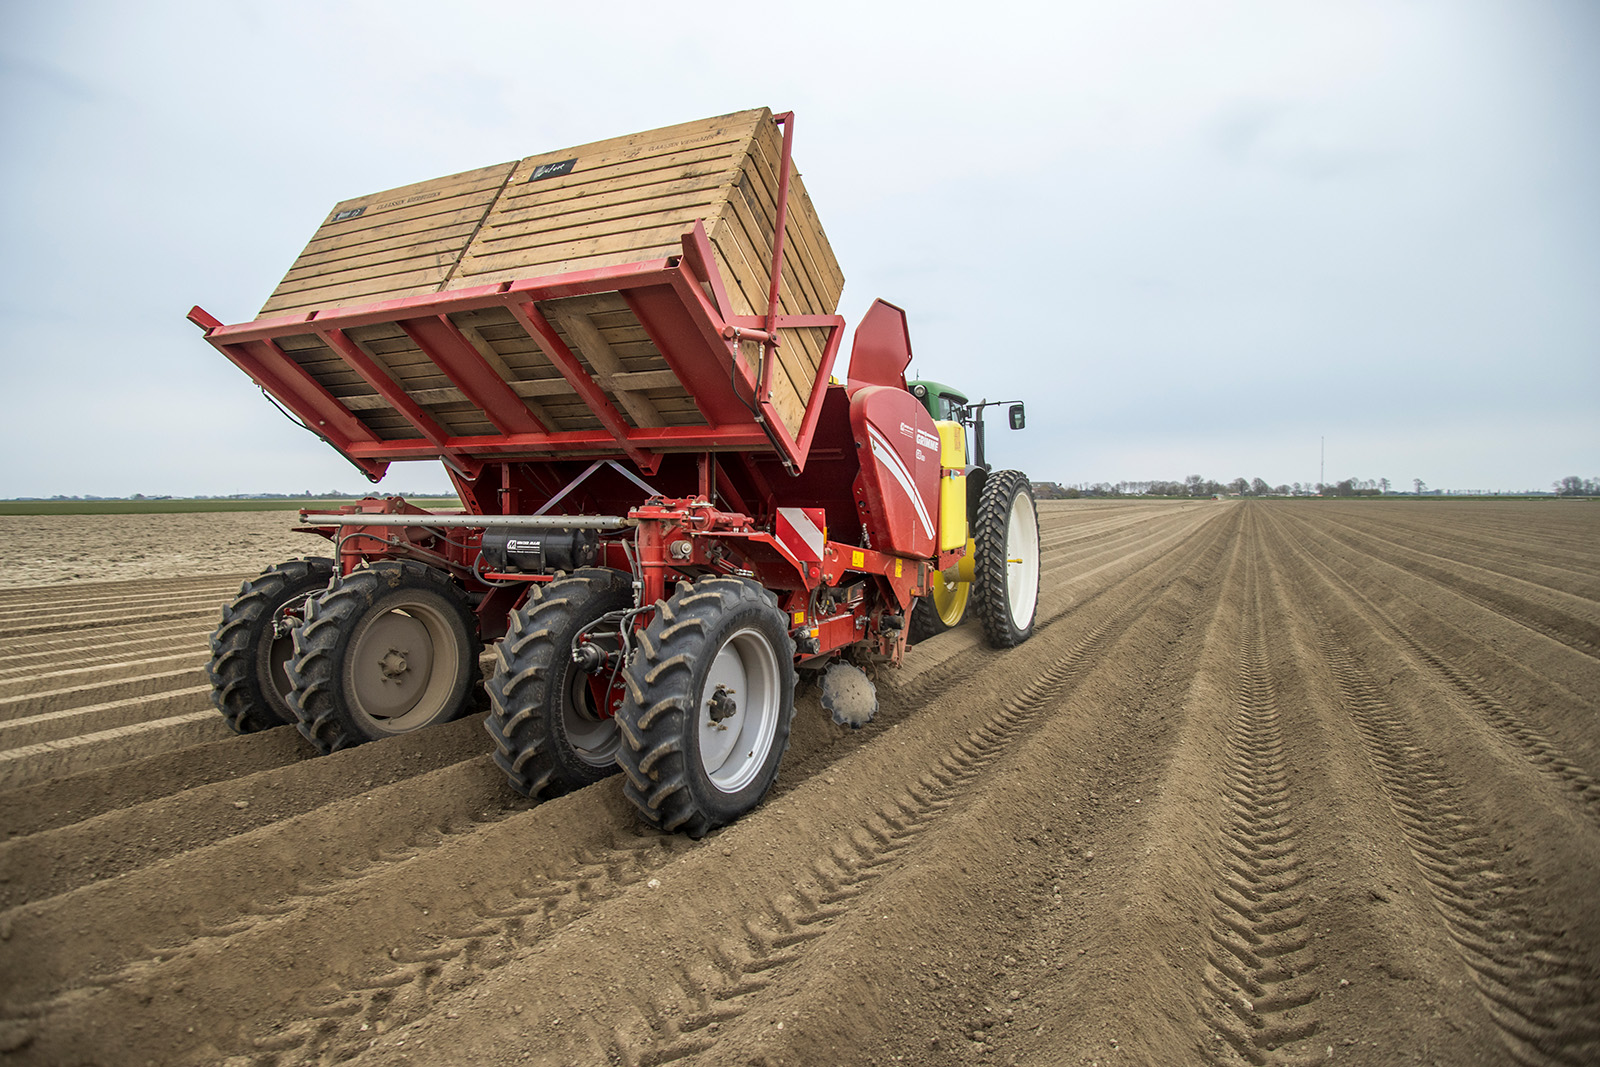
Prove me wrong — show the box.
[2,0,1595,496]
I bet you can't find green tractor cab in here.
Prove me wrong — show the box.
[908,379,1025,471]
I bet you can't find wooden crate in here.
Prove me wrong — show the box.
[256,109,843,441]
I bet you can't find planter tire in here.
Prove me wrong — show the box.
[286,560,482,754]
[615,577,795,837]
[207,557,335,733]
[972,470,1041,648]
[907,571,970,644]
[486,568,634,799]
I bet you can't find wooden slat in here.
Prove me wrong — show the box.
[541,303,665,430]
[260,162,516,316]
[453,111,767,290]
[247,108,843,453]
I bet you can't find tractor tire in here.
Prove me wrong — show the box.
[208,557,336,733]
[486,568,634,799]
[972,470,1041,649]
[615,577,796,837]
[286,560,482,754]
[907,571,970,644]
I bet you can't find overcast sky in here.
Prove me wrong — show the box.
[2,0,1595,497]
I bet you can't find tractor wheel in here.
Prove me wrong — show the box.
[972,470,1041,649]
[615,577,795,837]
[286,560,483,754]
[207,557,335,733]
[908,568,970,644]
[486,568,634,799]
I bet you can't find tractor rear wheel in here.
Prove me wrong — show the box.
[208,557,335,733]
[615,577,795,837]
[486,568,634,799]
[973,470,1040,648]
[286,560,482,754]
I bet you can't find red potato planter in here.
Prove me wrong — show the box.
[193,109,1039,834]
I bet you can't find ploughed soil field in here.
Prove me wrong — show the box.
[1,499,1597,1067]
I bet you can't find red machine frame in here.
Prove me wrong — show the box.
[189,114,945,682]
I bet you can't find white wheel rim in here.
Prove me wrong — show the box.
[698,627,781,793]
[1005,491,1040,630]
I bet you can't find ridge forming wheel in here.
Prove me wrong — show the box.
[973,469,1040,648]
[486,568,633,799]
[208,557,335,733]
[615,576,796,837]
[286,559,482,754]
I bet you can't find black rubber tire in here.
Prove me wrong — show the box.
[486,568,634,799]
[907,580,969,645]
[972,469,1041,649]
[907,595,944,645]
[286,560,483,754]
[615,577,796,837]
[207,558,335,733]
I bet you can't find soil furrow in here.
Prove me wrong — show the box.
[1310,518,1600,659]
[1315,507,1600,600]
[1270,515,1600,828]
[0,649,209,694]
[1307,611,1600,1065]
[331,500,1243,1067]
[0,505,1236,1067]
[0,666,207,720]
[0,500,1595,1067]
[1266,508,1600,765]
[0,627,214,668]
[0,707,229,789]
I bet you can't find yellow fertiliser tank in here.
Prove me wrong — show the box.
[936,421,968,553]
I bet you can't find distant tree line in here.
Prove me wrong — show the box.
[1554,476,1599,496]
[1033,475,1597,500]
[1034,476,1391,499]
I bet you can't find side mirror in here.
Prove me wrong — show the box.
[1008,403,1026,431]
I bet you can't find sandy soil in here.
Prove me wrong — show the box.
[0,499,1597,1067]
[0,512,322,589]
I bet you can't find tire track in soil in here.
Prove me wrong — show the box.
[605,617,1139,1067]
[1305,608,1600,1065]
[845,502,1218,741]
[214,829,694,1066]
[202,509,1239,1067]
[1200,551,1321,1066]
[1266,511,1600,829]
[649,503,1241,1067]
[283,512,1231,1067]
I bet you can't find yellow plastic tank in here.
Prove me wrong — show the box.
[936,421,967,553]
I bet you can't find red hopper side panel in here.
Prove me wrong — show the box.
[849,386,941,559]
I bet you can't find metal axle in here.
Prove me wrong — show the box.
[300,512,634,530]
